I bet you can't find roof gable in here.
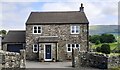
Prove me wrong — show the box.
[26,11,89,25]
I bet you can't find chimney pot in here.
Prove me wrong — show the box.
[80,3,84,12]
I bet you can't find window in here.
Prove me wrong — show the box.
[66,44,72,52]
[76,44,80,51]
[72,44,75,48]
[71,25,80,34]
[33,44,38,53]
[33,26,42,34]
[66,44,80,52]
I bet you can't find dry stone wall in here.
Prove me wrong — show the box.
[0,50,26,68]
[73,51,120,69]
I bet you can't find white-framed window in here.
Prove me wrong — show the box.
[66,44,80,52]
[71,25,80,34]
[33,26,42,34]
[66,44,72,52]
[33,44,38,53]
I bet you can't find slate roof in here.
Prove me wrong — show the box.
[2,30,25,43]
[26,11,89,25]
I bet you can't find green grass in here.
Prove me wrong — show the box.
[91,42,118,51]
[109,67,120,70]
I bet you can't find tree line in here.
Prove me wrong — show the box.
[89,34,116,45]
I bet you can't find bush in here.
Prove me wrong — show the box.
[96,47,101,52]
[101,44,110,54]
[95,40,101,45]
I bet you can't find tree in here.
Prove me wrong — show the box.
[0,30,7,36]
[89,35,100,43]
[100,34,116,43]
[101,44,110,54]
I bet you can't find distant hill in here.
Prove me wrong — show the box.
[89,25,120,36]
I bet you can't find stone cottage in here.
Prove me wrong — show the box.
[2,4,89,62]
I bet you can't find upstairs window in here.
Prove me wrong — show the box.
[33,26,42,34]
[71,25,80,34]
[33,44,38,53]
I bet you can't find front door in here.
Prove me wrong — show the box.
[44,44,52,61]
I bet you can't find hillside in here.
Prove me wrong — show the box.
[89,25,120,36]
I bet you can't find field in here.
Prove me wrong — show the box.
[91,42,119,50]
[91,34,120,51]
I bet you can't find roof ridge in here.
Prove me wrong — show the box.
[31,11,81,13]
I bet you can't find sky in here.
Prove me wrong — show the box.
[0,0,119,30]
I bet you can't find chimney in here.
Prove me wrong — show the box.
[80,3,84,12]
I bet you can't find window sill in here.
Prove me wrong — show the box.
[33,33,42,34]
[33,51,38,53]
[67,51,72,52]
[70,33,80,35]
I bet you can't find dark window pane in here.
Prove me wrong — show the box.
[38,30,41,33]
[34,48,37,51]
[34,27,37,29]
[34,45,38,52]
[72,44,75,47]
[72,30,74,33]
[68,44,70,47]
[38,27,41,29]
[76,30,79,33]
[76,44,79,48]
[68,48,71,51]
[34,30,37,33]
[34,45,37,47]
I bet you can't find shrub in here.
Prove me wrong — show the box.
[101,44,110,54]
[95,40,101,45]
[96,47,101,52]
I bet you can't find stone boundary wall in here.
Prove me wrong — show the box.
[0,50,26,68]
[108,55,120,68]
[73,50,120,69]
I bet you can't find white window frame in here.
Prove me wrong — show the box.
[71,25,80,34]
[33,44,38,53]
[66,44,72,52]
[66,44,80,52]
[33,25,42,34]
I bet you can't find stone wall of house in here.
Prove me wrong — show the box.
[73,51,120,69]
[26,24,88,61]
[0,50,26,68]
